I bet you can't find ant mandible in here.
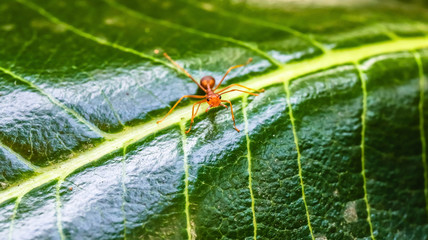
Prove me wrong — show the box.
[157,52,264,133]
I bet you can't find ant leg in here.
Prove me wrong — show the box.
[220,89,259,96]
[186,100,205,134]
[220,103,228,108]
[205,105,211,113]
[217,84,264,94]
[157,95,205,124]
[191,101,204,120]
[222,100,240,132]
[163,53,207,92]
[213,58,253,91]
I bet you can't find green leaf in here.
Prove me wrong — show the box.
[1,0,428,239]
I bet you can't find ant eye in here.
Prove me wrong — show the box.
[207,98,211,102]
[219,96,222,99]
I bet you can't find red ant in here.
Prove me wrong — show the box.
[157,53,264,133]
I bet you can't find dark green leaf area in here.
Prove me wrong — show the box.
[184,97,253,239]
[178,85,309,239]
[58,127,187,239]
[0,146,34,183]
[0,199,15,239]
[247,85,312,239]
[361,52,428,238]
[111,0,323,63]
[197,0,428,49]
[11,181,58,240]
[28,0,274,78]
[120,55,428,239]
[0,2,177,133]
[134,204,187,240]
[289,65,369,239]
[2,0,273,134]
[0,72,102,166]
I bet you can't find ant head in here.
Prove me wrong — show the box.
[206,93,221,107]
[200,76,216,90]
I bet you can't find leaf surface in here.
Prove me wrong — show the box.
[1,0,428,239]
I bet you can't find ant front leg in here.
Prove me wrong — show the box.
[213,58,253,91]
[186,100,205,134]
[221,100,240,132]
[220,89,260,96]
[205,105,211,113]
[157,95,205,124]
[217,84,264,94]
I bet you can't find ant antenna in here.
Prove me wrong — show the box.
[163,52,207,92]
[213,58,252,91]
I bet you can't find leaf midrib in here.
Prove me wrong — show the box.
[0,37,427,205]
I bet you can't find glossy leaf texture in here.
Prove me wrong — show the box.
[1,0,428,239]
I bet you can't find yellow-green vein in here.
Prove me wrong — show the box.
[28,124,34,161]
[179,121,192,240]
[133,78,171,108]
[56,179,65,240]
[0,141,39,172]
[15,0,174,71]
[1,37,428,206]
[121,145,128,240]
[283,81,314,240]
[9,30,37,70]
[104,0,282,67]
[0,66,108,138]
[101,90,125,127]
[242,96,257,239]
[17,0,271,94]
[413,51,428,219]
[354,62,376,240]
[8,197,21,240]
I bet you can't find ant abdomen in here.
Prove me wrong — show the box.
[200,76,216,90]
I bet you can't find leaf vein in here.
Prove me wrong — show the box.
[15,0,176,71]
[8,30,37,70]
[179,121,192,240]
[8,197,21,240]
[0,141,40,172]
[283,81,314,240]
[354,61,376,240]
[101,90,125,127]
[0,66,108,138]
[186,0,328,54]
[121,145,128,240]
[0,38,427,208]
[103,0,282,67]
[242,96,257,240]
[56,179,65,240]
[412,51,428,220]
